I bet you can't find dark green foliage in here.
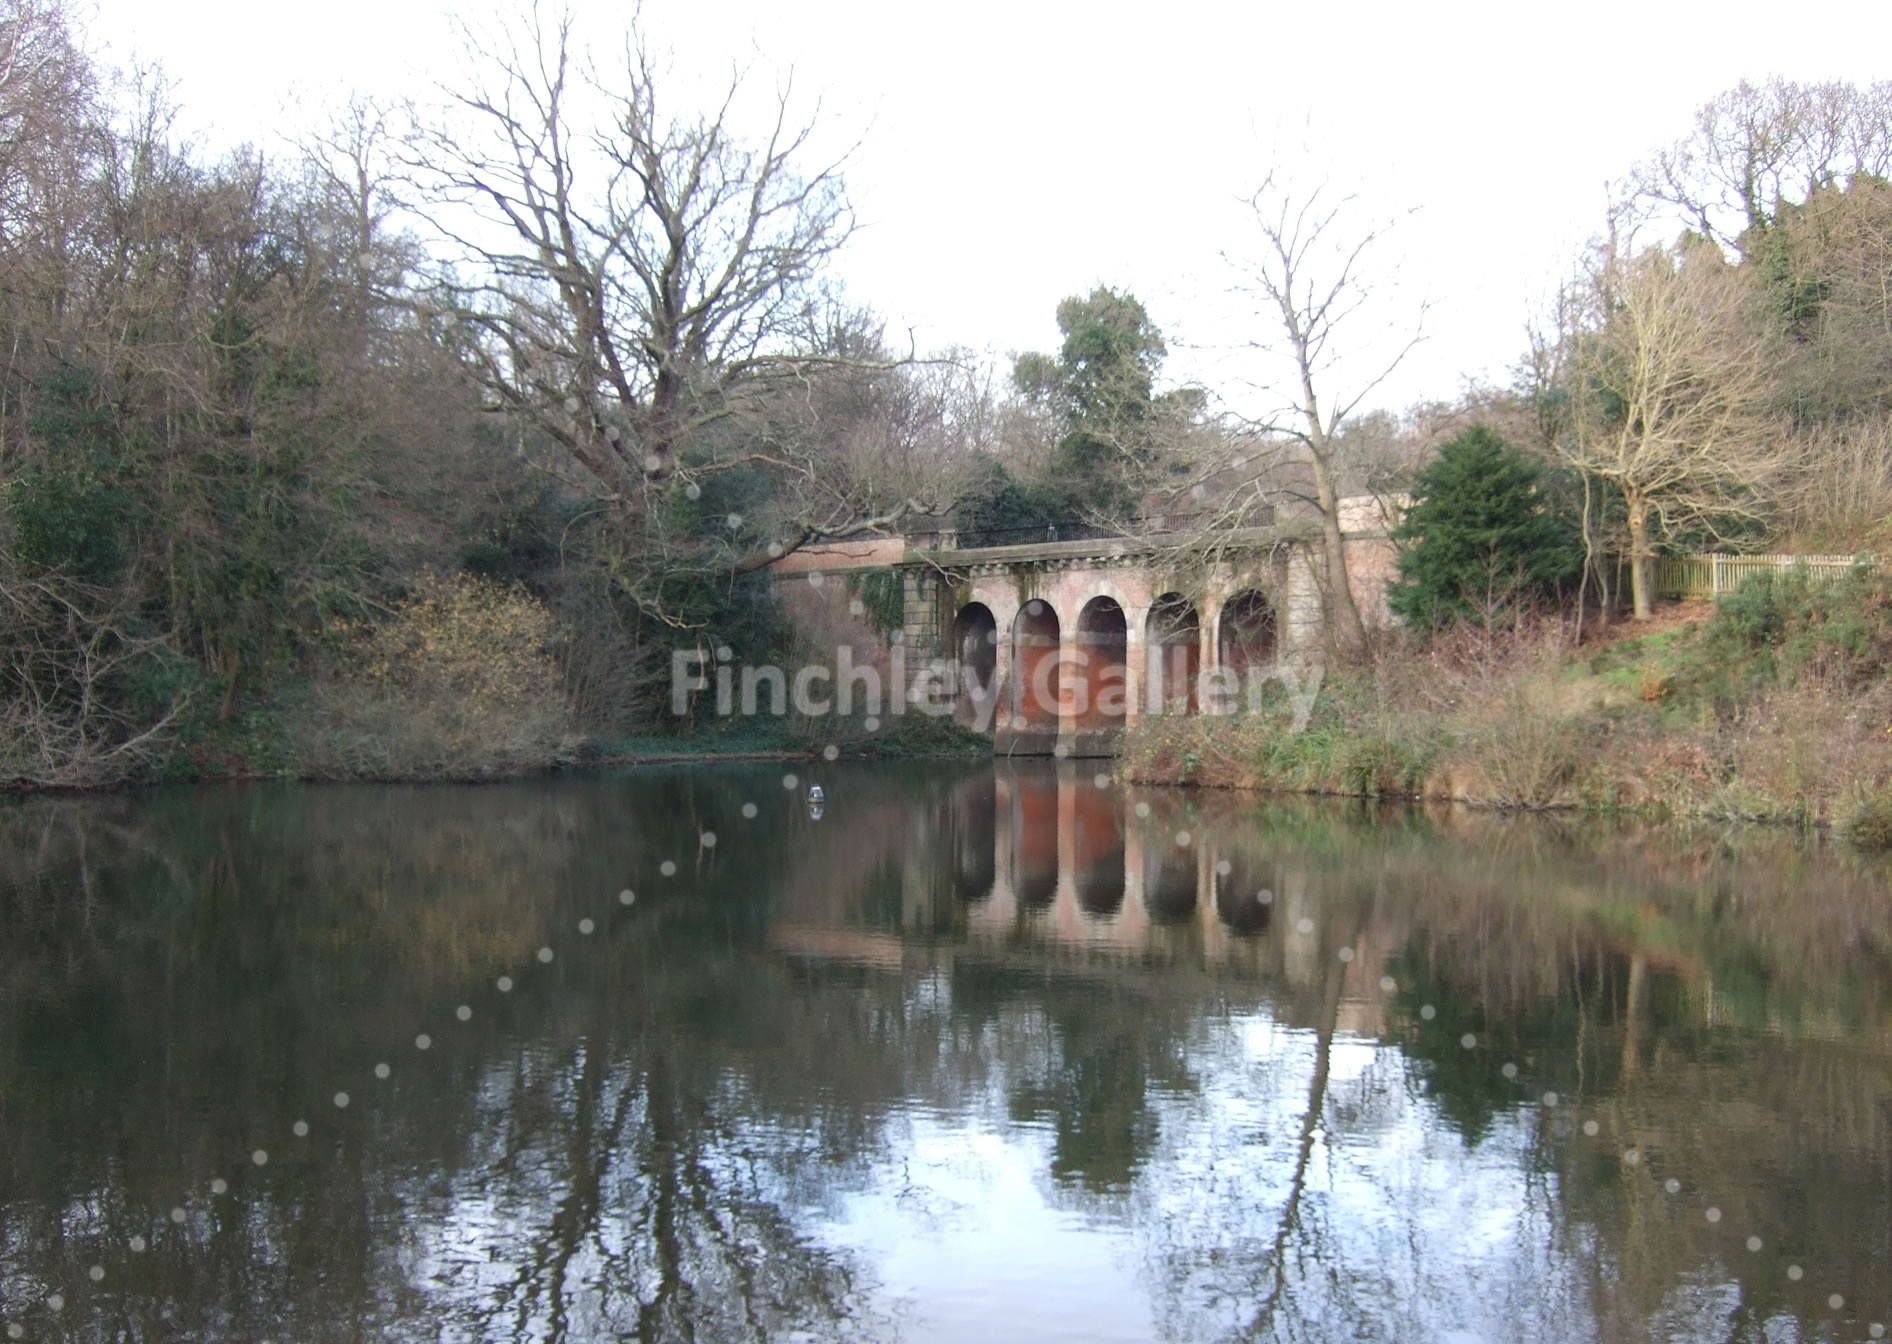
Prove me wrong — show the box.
[4,471,129,584]
[28,362,120,459]
[6,363,130,584]
[953,457,1064,544]
[1695,564,1892,697]
[1014,288,1196,515]
[1388,426,1579,628]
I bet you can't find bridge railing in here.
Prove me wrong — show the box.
[930,508,1271,551]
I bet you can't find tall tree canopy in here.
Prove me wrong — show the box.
[1013,287,1195,515]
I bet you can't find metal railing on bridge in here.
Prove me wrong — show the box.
[914,508,1272,552]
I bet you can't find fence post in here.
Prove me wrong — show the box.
[1711,553,1723,597]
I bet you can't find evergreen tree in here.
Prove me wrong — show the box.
[1389,426,1579,629]
[953,458,1064,545]
[1014,288,1194,515]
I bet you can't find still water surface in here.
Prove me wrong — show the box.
[2,761,1891,1342]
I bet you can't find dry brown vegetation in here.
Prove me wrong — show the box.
[1124,572,1892,840]
[299,574,575,781]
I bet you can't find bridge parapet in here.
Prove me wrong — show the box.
[905,523,1302,570]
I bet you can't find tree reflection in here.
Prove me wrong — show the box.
[3,769,1892,1341]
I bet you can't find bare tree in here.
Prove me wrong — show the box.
[298,95,418,316]
[405,3,936,603]
[0,562,186,788]
[1631,77,1892,256]
[1219,172,1428,659]
[0,0,93,230]
[1556,235,1788,619]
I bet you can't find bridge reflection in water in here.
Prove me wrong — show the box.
[765,760,1407,1037]
[939,761,1367,988]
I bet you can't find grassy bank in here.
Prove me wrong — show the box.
[1122,569,1892,843]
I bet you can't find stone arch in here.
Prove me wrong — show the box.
[1145,592,1200,714]
[950,602,999,724]
[1011,600,1061,733]
[1071,574,1135,615]
[1074,595,1128,730]
[1218,589,1277,693]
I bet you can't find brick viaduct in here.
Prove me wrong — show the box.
[769,500,1397,756]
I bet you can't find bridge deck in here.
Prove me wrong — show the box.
[906,524,1306,568]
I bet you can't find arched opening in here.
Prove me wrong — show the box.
[1214,861,1272,936]
[1145,593,1200,715]
[1072,785,1125,917]
[1144,845,1198,924]
[1011,600,1062,734]
[1075,596,1128,730]
[1218,590,1276,698]
[1011,768,1058,907]
[951,602,999,725]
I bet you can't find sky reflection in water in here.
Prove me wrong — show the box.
[1,761,1889,1342]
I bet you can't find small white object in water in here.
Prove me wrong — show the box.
[807,784,825,820]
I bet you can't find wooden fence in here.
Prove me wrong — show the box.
[1651,553,1874,599]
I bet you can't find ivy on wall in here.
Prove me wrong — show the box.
[845,568,906,639]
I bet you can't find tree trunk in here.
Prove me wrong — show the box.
[1313,458,1370,659]
[218,656,242,723]
[1626,491,1653,620]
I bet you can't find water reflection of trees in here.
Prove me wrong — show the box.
[3,767,1892,1341]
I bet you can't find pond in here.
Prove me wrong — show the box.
[2,761,1890,1342]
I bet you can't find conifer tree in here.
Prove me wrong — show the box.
[1389,427,1579,628]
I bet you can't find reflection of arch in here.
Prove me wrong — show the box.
[1012,601,1062,732]
[1075,596,1128,730]
[1145,593,1200,714]
[951,602,999,724]
[1144,844,1198,924]
[952,773,997,903]
[1214,860,1272,936]
[1072,785,1125,917]
[1011,767,1059,907]
[1218,590,1276,688]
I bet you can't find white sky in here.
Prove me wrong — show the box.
[86,0,1892,419]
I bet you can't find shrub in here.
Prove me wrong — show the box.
[1691,565,1892,705]
[3,470,129,584]
[1849,793,1892,849]
[302,573,575,780]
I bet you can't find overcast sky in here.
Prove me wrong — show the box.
[87,0,1892,418]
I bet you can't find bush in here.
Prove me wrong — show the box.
[3,470,129,584]
[1849,793,1892,849]
[1688,566,1892,706]
[302,573,575,780]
